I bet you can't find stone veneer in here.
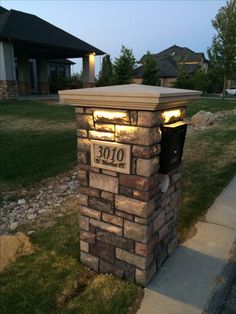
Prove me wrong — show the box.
[76,106,186,285]
[18,81,32,96]
[0,80,18,99]
[37,82,49,95]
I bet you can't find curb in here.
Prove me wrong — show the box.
[203,238,236,314]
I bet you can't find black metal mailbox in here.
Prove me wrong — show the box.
[159,121,187,174]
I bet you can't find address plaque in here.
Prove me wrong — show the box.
[91,140,131,174]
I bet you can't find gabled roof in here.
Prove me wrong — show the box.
[139,45,208,64]
[0,6,8,14]
[134,57,179,78]
[136,45,208,79]
[0,6,105,57]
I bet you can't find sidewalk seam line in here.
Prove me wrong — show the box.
[204,220,236,232]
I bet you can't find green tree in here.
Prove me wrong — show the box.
[96,54,113,86]
[142,51,159,86]
[173,64,194,90]
[207,67,224,93]
[112,46,136,85]
[69,72,83,89]
[192,69,211,93]
[208,0,236,93]
[174,68,212,93]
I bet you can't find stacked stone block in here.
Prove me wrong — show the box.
[18,81,32,96]
[0,80,18,99]
[37,82,49,95]
[77,106,186,285]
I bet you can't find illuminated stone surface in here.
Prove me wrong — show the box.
[138,111,163,126]
[77,129,88,138]
[95,123,115,132]
[93,109,129,124]
[89,130,114,141]
[76,114,94,129]
[115,125,161,145]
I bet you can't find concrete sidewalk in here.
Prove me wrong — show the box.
[138,175,236,314]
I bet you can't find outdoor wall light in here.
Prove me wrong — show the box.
[162,109,181,124]
[89,53,95,65]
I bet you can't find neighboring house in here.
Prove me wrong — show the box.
[133,45,209,87]
[0,6,105,99]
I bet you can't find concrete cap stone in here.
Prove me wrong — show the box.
[59,84,201,111]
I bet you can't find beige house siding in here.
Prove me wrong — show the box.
[160,77,177,87]
[131,77,177,88]
[131,77,143,84]
[226,79,236,88]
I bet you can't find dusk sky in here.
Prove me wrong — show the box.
[1,0,227,74]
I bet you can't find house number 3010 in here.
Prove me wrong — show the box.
[91,140,131,174]
[96,146,124,162]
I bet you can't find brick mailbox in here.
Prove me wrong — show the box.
[59,84,201,285]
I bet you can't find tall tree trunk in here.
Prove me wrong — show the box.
[222,76,227,98]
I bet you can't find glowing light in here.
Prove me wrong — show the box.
[89,53,95,65]
[92,52,96,56]
[94,110,127,121]
[162,109,181,124]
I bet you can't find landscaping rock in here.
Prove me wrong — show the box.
[27,230,35,236]
[2,194,11,201]
[27,214,37,220]
[18,199,26,205]
[9,202,17,209]
[27,208,35,214]
[0,169,79,235]
[191,110,215,128]
[9,222,18,231]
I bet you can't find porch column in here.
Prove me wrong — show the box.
[37,57,49,94]
[82,54,95,88]
[17,51,31,95]
[0,41,18,99]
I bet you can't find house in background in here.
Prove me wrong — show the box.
[133,45,209,87]
[0,6,105,99]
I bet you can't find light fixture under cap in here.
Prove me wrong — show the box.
[162,109,181,124]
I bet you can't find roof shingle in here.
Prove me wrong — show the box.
[136,45,207,79]
[0,6,105,56]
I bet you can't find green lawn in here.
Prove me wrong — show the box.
[0,100,141,314]
[0,101,77,191]
[0,97,236,313]
[0,213,140,314]
[179,98,236,239]
[187,97,236,117]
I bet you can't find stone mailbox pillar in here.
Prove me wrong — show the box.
[59,84,201,285]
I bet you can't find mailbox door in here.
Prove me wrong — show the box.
[160,122,187,173]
